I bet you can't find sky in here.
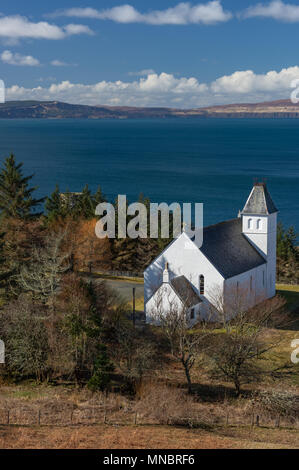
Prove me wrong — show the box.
[1,1,299,107]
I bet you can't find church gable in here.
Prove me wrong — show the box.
[144,231,223,305]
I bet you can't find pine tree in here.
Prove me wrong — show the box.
[45,184,66,223]
[110,193,166,272]
[88,344,115,392]
[0,231,11,293]
[77,184,95,219]
[277,222,298,261]
[93,185,106,207]
[0,154,45,220]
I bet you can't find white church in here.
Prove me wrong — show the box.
[144,183,278,323]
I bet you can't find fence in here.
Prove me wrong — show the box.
[0,404,298,430]
[0,405,138,427]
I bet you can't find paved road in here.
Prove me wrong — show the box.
[105,279,144,303]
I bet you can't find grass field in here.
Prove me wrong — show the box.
[0,281,298,449]
[0,423,298,449]
[0,382,298,449]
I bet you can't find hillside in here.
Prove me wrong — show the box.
[1,99,299,119]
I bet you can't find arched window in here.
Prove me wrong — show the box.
[248,218,253,229]
[199,275,205,295]
[190,308,195,320]
[257,219,262,230]
[250,276,253,291]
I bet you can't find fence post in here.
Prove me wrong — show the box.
[132,287,136,327]
[7,409,9,425]
[275,416,280,429]
[256,415,260,427]
[134,411,138,425]
[104,407,107,424]
[38,409,41,426]
[226,411,229,427]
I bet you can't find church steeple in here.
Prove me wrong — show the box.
[241,182,278,216]
[241,182,277,299]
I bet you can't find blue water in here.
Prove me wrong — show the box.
[0,118,298,230]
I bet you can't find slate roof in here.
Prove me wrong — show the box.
[241,183,278,215]
[170,276,202,308]
[197,218,266,279]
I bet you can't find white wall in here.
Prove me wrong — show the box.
[146,283,183,324]
[146,282,201,325]
[144,232,224,320]
[242,212,277,299]
[224,264,268,311]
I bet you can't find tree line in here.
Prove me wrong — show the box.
[0,154,170,393]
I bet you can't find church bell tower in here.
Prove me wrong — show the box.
[241,182,278,298]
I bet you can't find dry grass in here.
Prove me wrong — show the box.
[0,283,298,449]
[276,284,299,293]
[0,424,298,449]
[0,381,298,449]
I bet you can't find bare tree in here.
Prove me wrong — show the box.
[150,285,212,393]
[208,285,287,396]
[17,229,70,304]
[0,295,49,381]
[113,321,157,392]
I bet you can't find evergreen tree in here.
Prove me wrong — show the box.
[77,184,95,219]
[277,222,298,261]
[0,231,12,293]
[0,154,44,219]
[93,185,106,207]
[88,344,115,392]
[110,193,171,272]
[45,184,66,223]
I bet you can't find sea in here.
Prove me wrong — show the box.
[0,118,298,231]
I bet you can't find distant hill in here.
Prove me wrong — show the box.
[1,99,299,119]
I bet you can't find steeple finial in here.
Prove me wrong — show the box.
[163,262,169,283]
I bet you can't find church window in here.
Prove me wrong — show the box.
[250,276,253,291]
[263,271,265,286]
[200,275,205,295]
[190,308,195,320]
[257,219,262,230]
[248,218,253,229]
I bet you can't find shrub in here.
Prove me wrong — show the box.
[88,345,115,393]
[134,384,213,429]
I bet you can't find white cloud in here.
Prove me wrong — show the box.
[211,66,299,94]
[243,1,299,22]
[1,50,40,66]
[0,15,93,40]
[128,69,156,76]
[51,59,76,67]
[63,23,94,35]
[5,67,299,107]
[49,2,232,25]
[51,60,66,66]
